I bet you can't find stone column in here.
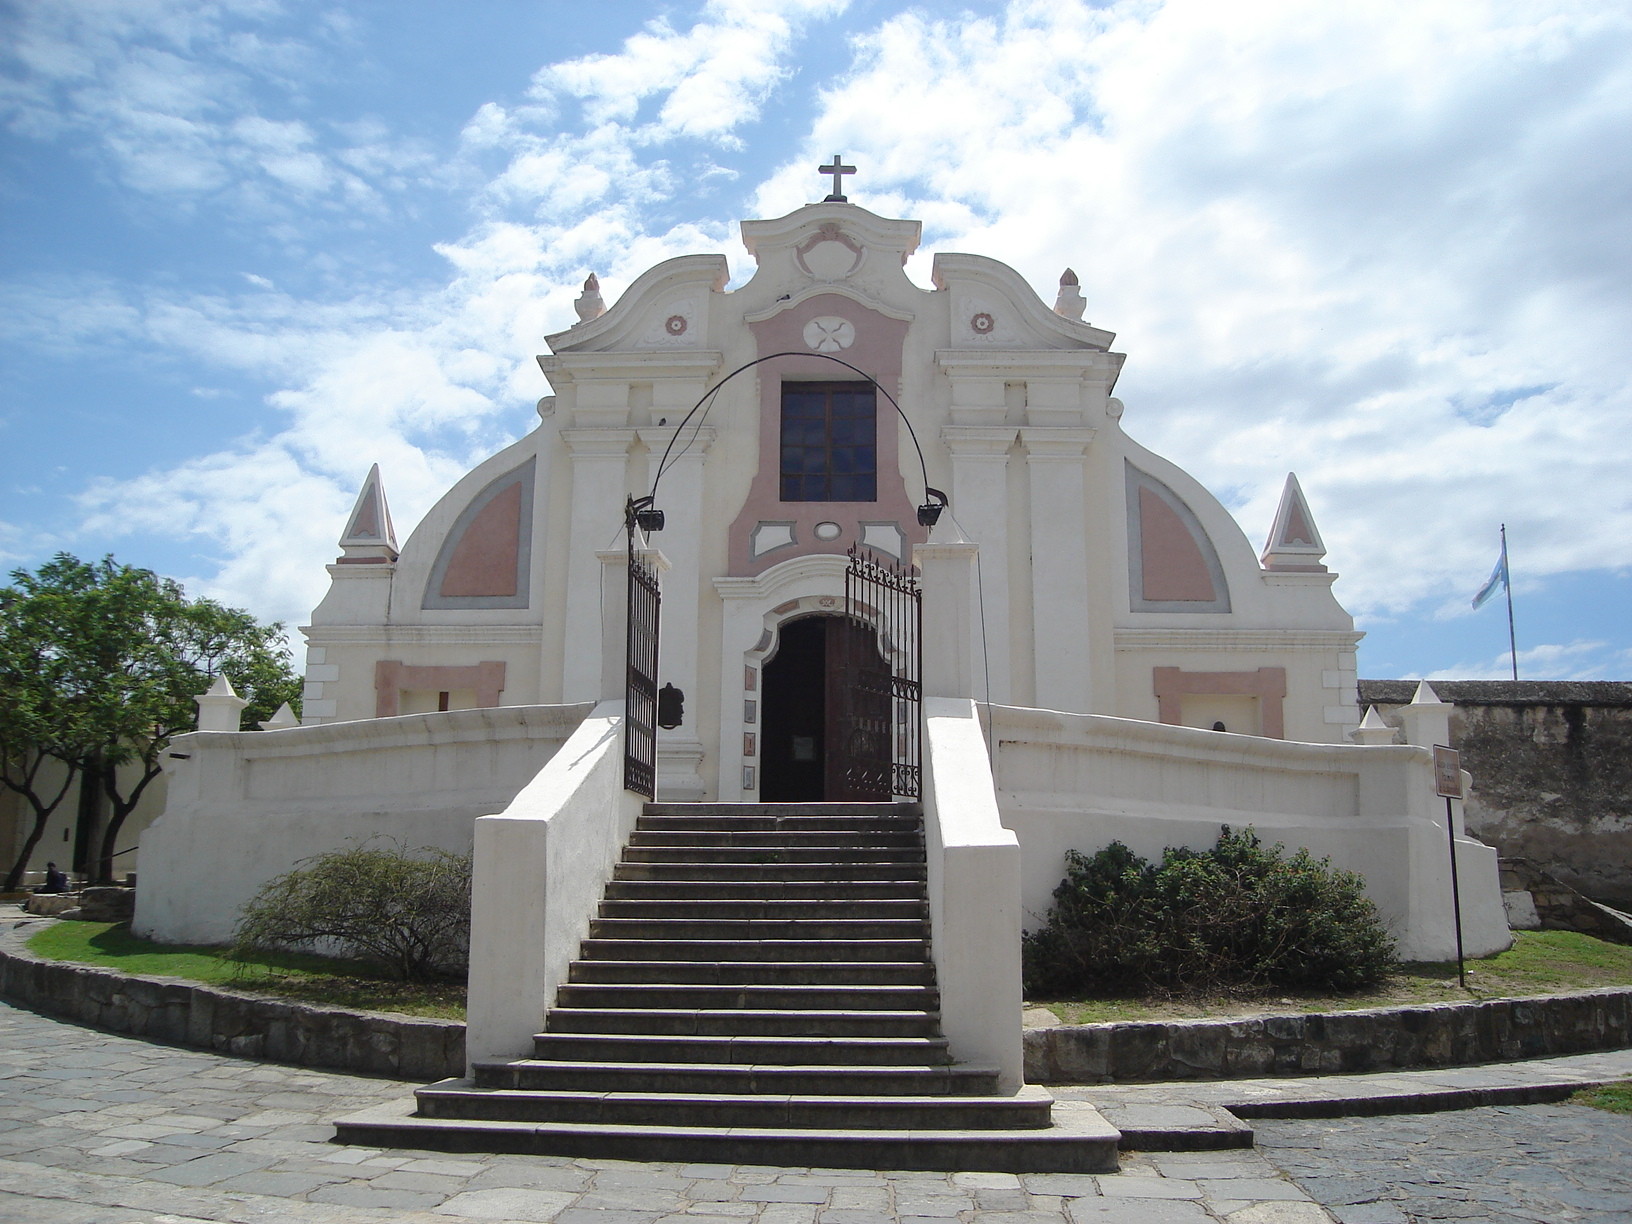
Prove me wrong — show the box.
[941,427,1016,704]
[561,429,636,702]
[1020,427,1096,714]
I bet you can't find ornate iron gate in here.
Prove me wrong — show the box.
[840,545,922,799]
[623,510,661,798]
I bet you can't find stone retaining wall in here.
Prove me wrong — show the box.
[0,926,464,1082]
[1024,988,1632,1083]
[7,920,1630,1088]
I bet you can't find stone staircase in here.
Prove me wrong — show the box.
[335,802,1118,1172]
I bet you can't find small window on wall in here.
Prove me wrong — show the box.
[780,382,876,502]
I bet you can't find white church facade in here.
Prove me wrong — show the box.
[303,193,1362,791]
[136,176,1510,1090]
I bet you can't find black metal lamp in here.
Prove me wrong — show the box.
[917,487,948,528]
[627,495,665,534]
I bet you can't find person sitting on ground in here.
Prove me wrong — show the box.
[36,862,68,895]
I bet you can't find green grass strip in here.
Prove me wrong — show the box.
[1571,1081,1632,1115]
[24,921,464,1019]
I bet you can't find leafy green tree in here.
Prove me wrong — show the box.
[0,554,301,889]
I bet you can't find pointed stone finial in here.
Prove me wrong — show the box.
[259,702,299,731]
[1397,679,1454,748]
[574,273,606,323]
[337,464,398,564]
[1260,473,1328,572]
[1348,706,1398,746]
[1411,679,1449,707]
[195,674,249,732]
[1053,268,1087,321]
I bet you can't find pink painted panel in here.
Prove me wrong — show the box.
[726,292,923,575]
[1152,666,1287,739]
[374,660,507,718]
[439,483,522,598]
[1139,486,1216,602]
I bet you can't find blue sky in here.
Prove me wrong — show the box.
[2,0,1629,683]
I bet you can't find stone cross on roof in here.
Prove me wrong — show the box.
[820,154,856,202]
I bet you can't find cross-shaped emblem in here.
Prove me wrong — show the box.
[819,154,856,202]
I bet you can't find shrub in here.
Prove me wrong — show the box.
[1022,827,1397,997]
[232,842,471,982]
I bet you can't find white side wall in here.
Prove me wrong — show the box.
[987,704,1510,962]
[466,701,646,1068]
[922,697,1023,1092]
[133,704,592,944]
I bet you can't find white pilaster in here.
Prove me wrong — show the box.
[941,427,1016,703]
[561,429,636,703]
[1020,427,1096,714]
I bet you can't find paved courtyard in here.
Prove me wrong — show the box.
[1255,1106,1632,1224]
[2,996,1631,1223]
[0,999,1325,1223]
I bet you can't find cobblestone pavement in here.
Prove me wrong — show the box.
[1254,1105,1632,1224]
[0,999,1333,1224]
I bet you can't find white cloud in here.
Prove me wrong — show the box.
[772,0,1632,624]
[0,0,434,215]
[17,0,1632,680]
[1428,639,1617,682]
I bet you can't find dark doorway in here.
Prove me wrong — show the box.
[760,615,891,803]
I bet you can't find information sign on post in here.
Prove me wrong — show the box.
[1434,745,1464,798]
[1434,745,1467,986]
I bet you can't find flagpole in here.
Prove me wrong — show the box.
[1501,523,1518,681]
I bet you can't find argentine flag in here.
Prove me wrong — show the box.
[1472,538,1509,609]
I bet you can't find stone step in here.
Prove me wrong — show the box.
[579,938,929,962]
[414,1080,1054,1130]
[566,959,936,986]
[602,879,925,901]
[587,917,925,941]
[471,1058,1001,1096]
[531,1031,953,1067]
[613,861,926,882]
[628,830,923,849]
[544,1007,938,1038]
[643,802,919,819]
[637,815,923,834]
[333,1096,1122,1174]
[597,898,926,921]
[622,845,925,864]
[553,983,939,1011]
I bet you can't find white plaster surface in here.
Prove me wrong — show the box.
[922,697,1023,1092]
[986,704,1511,962]
[133,704,591,945]
[466,700,645,1068]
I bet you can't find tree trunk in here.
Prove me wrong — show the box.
[93,758,159,886]
[72,749,105,876]
[1,753,76,892]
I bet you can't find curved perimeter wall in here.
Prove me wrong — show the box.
[134,703,593,945]
[986,704,1511,962]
